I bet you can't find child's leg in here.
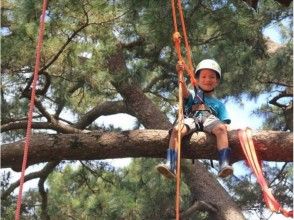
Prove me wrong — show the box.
[203,115,233,178]
[211,123,233,178]
[156,119,193,179]
[169,122,189,151]
[211,123,229,150]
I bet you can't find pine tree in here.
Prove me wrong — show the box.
[1,0,292,219]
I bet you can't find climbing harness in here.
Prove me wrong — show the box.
[14,1,48,220]
[238,128,293,218]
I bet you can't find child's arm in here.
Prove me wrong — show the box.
[225,123,231,131]
[181,80,190,99]
[176,62,190,99]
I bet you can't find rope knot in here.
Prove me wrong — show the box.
[176,60,185,73]
[172,32,181,44]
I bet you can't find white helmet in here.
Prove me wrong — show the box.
[195,59,221,78]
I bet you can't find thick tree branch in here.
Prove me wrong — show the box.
[34,100,87,133]
[1,161,59,200]
[1,121,55,132]
[75,101,129,129]
[180,200,218,219]
[35,100,56,122]
[2,100,131,133]
[39,177,50,220]
[38,162,58,220]
[2,129,292,171]
[1,119,86,134]
[107,44,171,129]
[1,116,42,125]
[269,92,293,109]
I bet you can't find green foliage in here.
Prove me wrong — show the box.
[226,161,293,217]
[2,0,292,121]
[40,159,206,219]
[1,0,292,218]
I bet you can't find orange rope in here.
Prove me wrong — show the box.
[176,0,194,73]
[171,0,197,86]
[14,0,48,219]
[171,2,182,219]
[176,63,184,220]
[171,0,178,33]
[170,0,197,219]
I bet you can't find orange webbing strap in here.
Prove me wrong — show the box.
[238,128,293,218]
[14,0,48,220]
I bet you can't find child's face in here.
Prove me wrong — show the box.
[197,69,219,91]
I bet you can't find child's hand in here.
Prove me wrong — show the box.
[176,60,184,72]
[225,124,231,131]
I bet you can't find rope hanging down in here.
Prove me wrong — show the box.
[238,128,293,218]
[15,1,48,220]
[170,0,197,219]
[171,0,197,86]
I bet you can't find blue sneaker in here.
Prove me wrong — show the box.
[218,148,233,178]
[156,149,177,179]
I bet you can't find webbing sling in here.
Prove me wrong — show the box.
[238,128,293,218]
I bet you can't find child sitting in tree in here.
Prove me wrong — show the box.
[156,59,233,179]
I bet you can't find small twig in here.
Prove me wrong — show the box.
[269,162,288,187]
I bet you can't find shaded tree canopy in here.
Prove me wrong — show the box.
[1,0,292,219]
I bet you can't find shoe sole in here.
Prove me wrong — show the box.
[156,165,176,179]
[218,167,233,178]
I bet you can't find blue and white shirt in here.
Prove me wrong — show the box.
[184,88,231,124]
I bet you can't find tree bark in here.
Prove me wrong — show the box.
[107,44,172,130]
[2,130,292,170]
[183,160,246,220]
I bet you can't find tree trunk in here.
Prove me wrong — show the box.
[183,160,245,220]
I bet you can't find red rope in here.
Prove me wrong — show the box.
[15,1,48,219]
[238,128,293,218]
